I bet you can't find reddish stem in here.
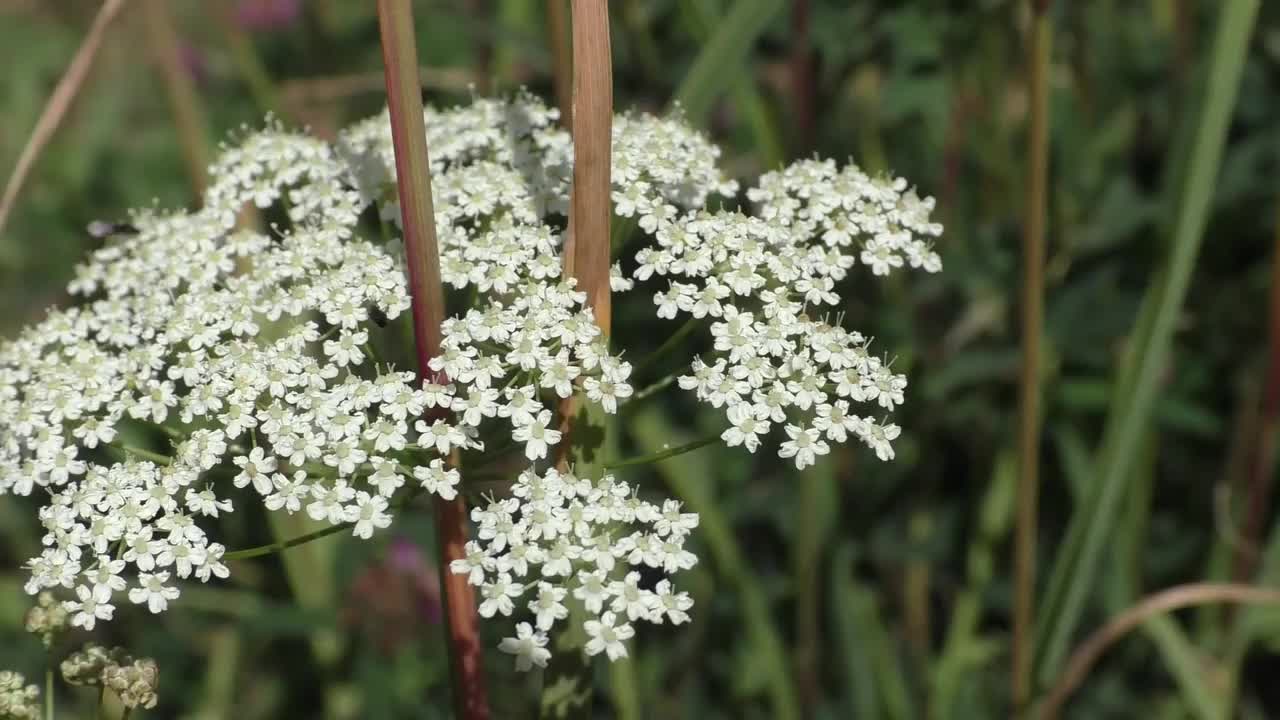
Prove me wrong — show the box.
[377,2,489,717]
[789,0,814,153]
[1232,199,1280,584]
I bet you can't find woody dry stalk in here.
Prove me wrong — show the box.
[376,2,490,718]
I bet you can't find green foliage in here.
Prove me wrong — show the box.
[3,1,1280,718]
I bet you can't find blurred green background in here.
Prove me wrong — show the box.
[2,1,1280,718]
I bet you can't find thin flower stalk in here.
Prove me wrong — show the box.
[1013,0,1052,712]
[0,0,128,237]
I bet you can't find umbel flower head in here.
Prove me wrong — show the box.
[0,92,939,670]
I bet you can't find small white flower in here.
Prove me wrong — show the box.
[498,622,551,672]
[66,584,114,630]
[478,573,525,618]
[413,459,460,500]
[129,571,180,613]
[583,611,635,661]
[232,447,277,495]
[349,491,391,539]
[512,409,561,461]
[778,425,830,470]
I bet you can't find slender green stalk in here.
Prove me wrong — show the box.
[105,443,173,467]
[224,522,346,561]
[603,434,721,470]
[793,454,836,713]
[377,3,489,717]
[226,488,426,560]
[1013,1,1051,712]
[673,0,784,124]
[212,4,284,116]
[932,452,1017,720]
[680,0,785,170]
[1033,0,1260,687]
[44,663,53,720]
[633,316,702,380]
[626,373,677,406]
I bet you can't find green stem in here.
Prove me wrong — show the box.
[603,433,721,470]
[44,663,53,720]
[105,443,173,466]
[632,316,702,380]
[626,373,677,406]
[223,521,350,561]
[225,487,425,560]
[1013,1,1051,713]
[364,342,382,369]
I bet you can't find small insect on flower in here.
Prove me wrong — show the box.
[85,220,139,239]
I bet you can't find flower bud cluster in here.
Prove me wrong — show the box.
[451,467,697,670]
[0,672,39,720]
[23,591,68,647]
[61,643,158,709]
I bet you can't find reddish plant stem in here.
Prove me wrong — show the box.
[566,0,613,325]
[555,0,613,468]
[789,0,814,153]
[1232,197,1280,584]
[377,2,489,718]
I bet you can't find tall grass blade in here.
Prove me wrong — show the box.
[933,451,1016,720]
[672,0,783,124]
[679,0,785,169]
[1032,0,1261,687]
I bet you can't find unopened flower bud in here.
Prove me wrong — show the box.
[0,671,40,720]
[23,591,68,647]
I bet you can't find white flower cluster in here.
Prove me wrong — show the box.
[0,89,936,672]
[452,467,697,670]
[627,159,942,468]
[0,94,730,671]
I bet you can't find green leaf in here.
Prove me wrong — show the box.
[931,451,1015,720]
[831,543,915,720]
[1140,616,1226,720]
